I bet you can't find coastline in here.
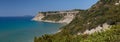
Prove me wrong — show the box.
[32,19,67,24]
[31,19,65,33]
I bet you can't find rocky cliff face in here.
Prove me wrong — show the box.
[32,10,79,24]
[32,13,45,21]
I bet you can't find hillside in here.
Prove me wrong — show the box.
[34,0,120,42]
[59,0,120,35]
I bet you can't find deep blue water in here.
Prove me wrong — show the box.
[0,17,63,42]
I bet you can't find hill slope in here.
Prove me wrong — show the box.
[34,0,120,42]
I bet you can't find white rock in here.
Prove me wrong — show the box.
[115,3,119,5]
[83,23,111,35]
[77,32,81,35]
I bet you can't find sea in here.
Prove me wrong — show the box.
[0,17,63,42]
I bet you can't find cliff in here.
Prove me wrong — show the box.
[32,10,79,24]
[34,0,120,42]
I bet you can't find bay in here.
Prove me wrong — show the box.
[0,17,63,42]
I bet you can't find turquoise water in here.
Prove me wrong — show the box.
[0,17,63,42]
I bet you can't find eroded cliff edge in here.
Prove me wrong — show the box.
[32,10,79,24]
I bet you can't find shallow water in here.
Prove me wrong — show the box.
[0,17,63,42]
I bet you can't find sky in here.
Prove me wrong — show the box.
[0,0,98,16]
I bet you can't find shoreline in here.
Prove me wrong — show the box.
[32,19,69,24]
[32,19,65,33]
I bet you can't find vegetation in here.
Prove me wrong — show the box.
[42,14,65,21]
[34,0,120,42]
[34,25,120,42]
[61,0,120,34]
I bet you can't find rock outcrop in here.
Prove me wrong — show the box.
[115,0,120,5]
[32,10,79,24]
